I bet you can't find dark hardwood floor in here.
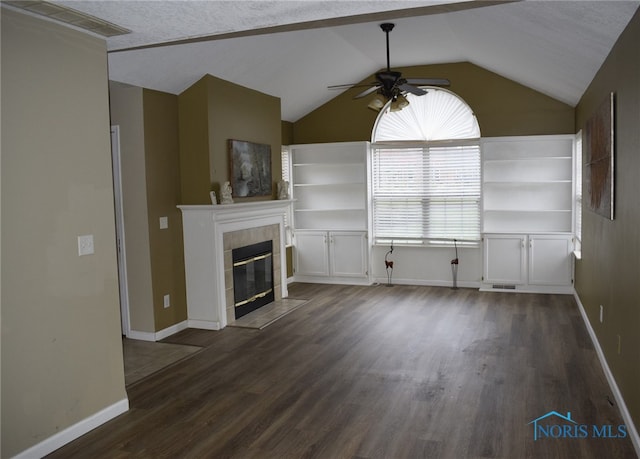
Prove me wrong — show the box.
[48,283,637,458]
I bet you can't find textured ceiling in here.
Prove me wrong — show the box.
[58,0,471,51]
[49,0,640,121]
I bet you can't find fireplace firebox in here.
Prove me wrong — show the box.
[232,240,274,319]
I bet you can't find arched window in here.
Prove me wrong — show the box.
[370,88,481,244]
[372,88,480,142]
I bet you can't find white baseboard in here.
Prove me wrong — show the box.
[573,292,640,456]
[155,320,188,341]
[187,319,221,330]
[13,398,129,459]
[292,275,372,286]
[126,329,156,341]
[372,277,481,289]
[127,320,189,342]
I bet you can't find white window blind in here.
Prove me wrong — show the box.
[281,146,292,245]
[373,88,480,142]
[371,142,481,244]
[281,145,290,183]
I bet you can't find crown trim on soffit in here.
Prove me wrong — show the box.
[107,1,513,53]
[3,0,130,37]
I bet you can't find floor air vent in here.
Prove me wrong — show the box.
[492,284,516,290]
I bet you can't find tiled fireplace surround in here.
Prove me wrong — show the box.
[178,200,291,329]
[223,224,281,322]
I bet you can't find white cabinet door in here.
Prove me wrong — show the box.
[483,235,526,285]
[329,231,367,278]
[294,230,369,282]
[483,233,574,292]
[528,235,573,285]
[294,231,329,277]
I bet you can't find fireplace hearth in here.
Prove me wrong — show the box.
[232,240,274,319]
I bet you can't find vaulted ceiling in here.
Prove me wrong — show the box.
[27,1,640,121]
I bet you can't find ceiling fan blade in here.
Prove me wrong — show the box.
[327,84,357,89]
[405,78,450,87]
[399,84,427,96]
[328,82,378,90]
[354,85,381,99]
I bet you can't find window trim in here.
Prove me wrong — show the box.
[369,88,481,247]
[573,131,583,258]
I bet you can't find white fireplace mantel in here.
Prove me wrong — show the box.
[178,200,292,329]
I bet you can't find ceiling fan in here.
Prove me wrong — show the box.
[329,23,450,111]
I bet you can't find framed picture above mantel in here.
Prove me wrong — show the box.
[584,92,615,220]
[228,139,272,198]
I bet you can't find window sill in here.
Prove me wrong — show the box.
[374,240,480,249]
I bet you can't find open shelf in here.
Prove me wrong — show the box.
[290,142,369,232]
[482,135,574,234]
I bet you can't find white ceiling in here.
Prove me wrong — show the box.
[50,0,639,121]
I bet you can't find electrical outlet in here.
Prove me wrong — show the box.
[159,216,168,229]
[163,294,170,308]
[599,305,604,323]
[78,235,94,256]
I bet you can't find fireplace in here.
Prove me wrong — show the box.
[178,200,292,329]
[232,240,274,319]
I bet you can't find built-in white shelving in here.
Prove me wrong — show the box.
[289,141,370,284]
[482,135,574,234]
[481,135,575,293]
[290,142,368,232]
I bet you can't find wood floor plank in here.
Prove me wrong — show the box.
[47,283,637,458]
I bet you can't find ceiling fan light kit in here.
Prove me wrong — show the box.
[368,93,387,111]
[330,22,450,113]
[390,94,410,112]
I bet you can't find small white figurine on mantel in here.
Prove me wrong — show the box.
[221,181,234,204]
[277,179,290,200]
[209,191,217,205]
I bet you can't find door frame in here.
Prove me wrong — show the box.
[111,125,131,336]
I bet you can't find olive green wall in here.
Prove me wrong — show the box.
[143,90,188,331]
[1,10,127,457]
[282,121,294,145]
[293,62,574,143]
[575,7,640,431]
[179,75,282,204]
[178,77,212,205]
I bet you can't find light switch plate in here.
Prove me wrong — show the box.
[78,235,94,256]
[159,216,168,229]
[163,294,170,308]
